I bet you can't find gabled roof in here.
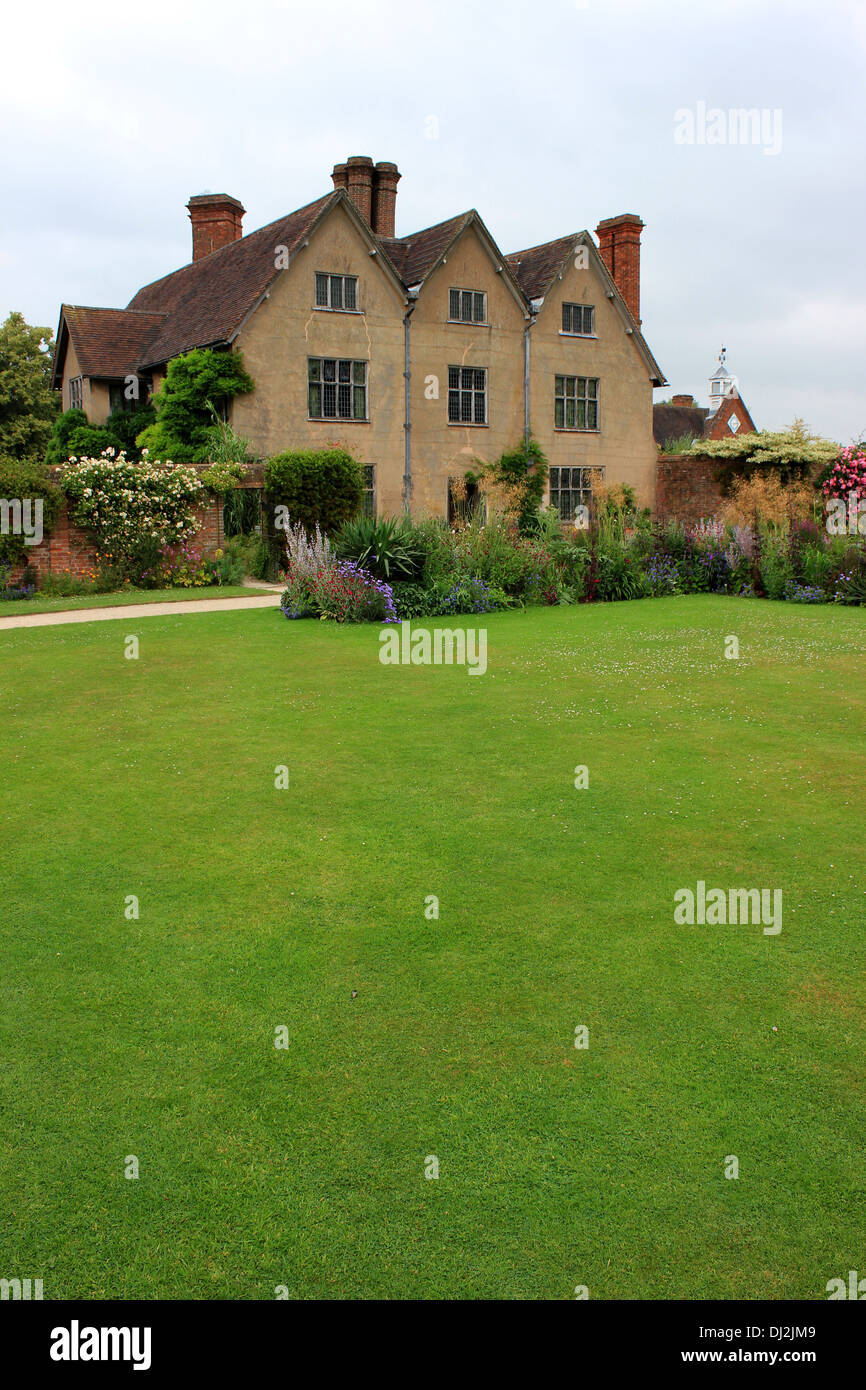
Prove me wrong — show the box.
[505,230,667,386]
[381,208,528,318]
[51,306,166,386]
[127,192,340,368]
[51,184,665,387]
[379,212,472,287]
[504,233,578,300]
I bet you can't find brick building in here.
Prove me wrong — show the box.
[653,348,757,449]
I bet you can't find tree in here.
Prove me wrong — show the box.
[136,349,255,462]
[0,312,60,465]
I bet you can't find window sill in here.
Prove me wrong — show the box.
[311,307,364,315]
[307,417,370,425]
[559,332,598,339]
[447,421,488,428]
[446,319,489,327]
[553,427,600,434]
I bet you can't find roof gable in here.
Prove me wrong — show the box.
[51,306,166,387]
[508,230,666,386]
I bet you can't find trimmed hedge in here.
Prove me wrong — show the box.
[265,447,363,537]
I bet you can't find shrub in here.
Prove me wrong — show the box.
[390,581,444,619]
[480,437,549,533]
[783,581,825,603]
[265,448,363,539]
[821,446,866,529]
[104,403,156,461]
[223,532,269,581]
[645,554,680,596]
[136,350,255,463]
[62,450,204,569]
[45,409,118,467]
[594,548,649,602]
[435,575,508,614]
[334,515,423,581]
[0,458,64,563]
[758,536,794,600]
[700,418,838,494]
[722,470,817,528]
[37,570,94,597]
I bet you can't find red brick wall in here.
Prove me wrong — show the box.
[655,451,725,525]
[7,475,233,583]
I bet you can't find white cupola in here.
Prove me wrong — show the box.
[708,347,736,412]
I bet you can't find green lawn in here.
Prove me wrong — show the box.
[0,584,274,618]
[1,596,864,1300]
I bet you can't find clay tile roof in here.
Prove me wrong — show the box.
[127,192,338,368]
[379,211,472,287]
[653,403,710,447]
[505,233,579,300]
[60,306,166,379]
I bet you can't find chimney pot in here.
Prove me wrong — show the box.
[672,394,694,407]
[187,193,245,262]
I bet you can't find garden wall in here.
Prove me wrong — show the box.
[8,463,265,582]
[655,452,725,525]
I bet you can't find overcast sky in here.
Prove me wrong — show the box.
[3,0,863,442]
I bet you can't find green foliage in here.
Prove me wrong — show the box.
[660,433,698,455]
[0,457,64,563]
[0,311,60,465]
[758,535,794,601]
[334,515,422,581]
[265,447,363,536]
[699,418,838,494]
[62,452,204,563]
[201,461,245,495]
[36,569,95,597]
[222,532,269,581]
[482,437,549,533]
[389,581,443,619]
[136,350,255,463]
[104,403,156,460]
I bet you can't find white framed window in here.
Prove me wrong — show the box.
[314,273,358,311]
[69,376,83,410]
[549,466,605,521]
[308,358,368,420]
[448,366,487,424]
[448,288,486,324]
[554,375,599,430]
[562,303,595,335]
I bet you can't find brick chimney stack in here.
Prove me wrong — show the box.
[595,213,644,325]
[332,156,401,236]
[344,156,375,224]
[187,194,245,262]
[371,162,401,238]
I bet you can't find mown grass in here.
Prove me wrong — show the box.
[0,596,864,1300]
[0,585,274,619]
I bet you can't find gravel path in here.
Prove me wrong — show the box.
[0,594,282,631]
